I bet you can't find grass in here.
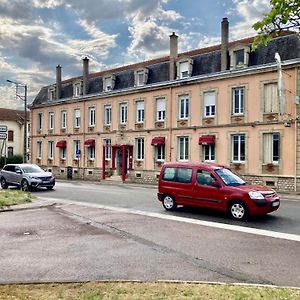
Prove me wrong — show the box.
[0,282,299,300]
[0,189,33,208]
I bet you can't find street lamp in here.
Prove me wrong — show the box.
[7,79,28,163]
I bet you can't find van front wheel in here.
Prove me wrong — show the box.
[162,195,177,211]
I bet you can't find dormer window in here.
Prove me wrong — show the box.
[48,87,56,100]
[134,68,148,86]
[176,58,193,79]
[73,81,82,97]
[229,45,250,69]
[103,75,115,92]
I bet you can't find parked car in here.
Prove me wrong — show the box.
[157,162,280,220]
[0,163,55,191]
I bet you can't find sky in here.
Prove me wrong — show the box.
[0,0,271,109]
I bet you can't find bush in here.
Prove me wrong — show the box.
[0,155,23,168]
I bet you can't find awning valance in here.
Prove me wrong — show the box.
[151,137,165,146]
[56,140,66,148]
[198,135,215,145]
[84,139,95,147]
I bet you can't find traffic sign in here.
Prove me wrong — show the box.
[0,125,7,133]
[76,149,81,157]
[0,133,7,139]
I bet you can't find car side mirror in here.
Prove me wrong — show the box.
[16,170,22,174]
[212,181,221,188]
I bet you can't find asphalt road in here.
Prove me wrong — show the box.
[34,180,300,236]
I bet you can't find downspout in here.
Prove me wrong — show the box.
[294,68,298,191]
[83,99,86,180]
[169,86,173,161]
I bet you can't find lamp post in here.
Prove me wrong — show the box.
[7,80,28,163]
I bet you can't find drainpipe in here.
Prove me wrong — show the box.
[169,86,173,161]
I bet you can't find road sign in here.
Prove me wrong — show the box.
[0,125,7,133]
[0,133,7,139]
[76,149,81,157]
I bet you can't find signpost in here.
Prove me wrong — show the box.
[0,133,7,140]
[0,124,7,165]
[0,125,7,133]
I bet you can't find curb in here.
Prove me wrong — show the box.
[0,201,57,213]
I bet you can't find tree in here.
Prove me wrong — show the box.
[252,0,300,50]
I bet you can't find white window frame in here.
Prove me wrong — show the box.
[136,101,144,123]
[73,82,82,97]
[231,134,245,163]
[155,145,165,162]
[37,113,43,131]
[120,103,128,124]
[48,141,54,160]
[104,139,111,160]
[60,147,66,160]
[136,138,144,161]
[232,87,244,115]
[37,141,42,159]
[48,88,56,100]
[156,98,166,121]
[179,61,189,79]
[203,144,215,162]
[263,132,280,164]
[263,82,279,114]
[178,136,189,161]
[73,140,80,159]
[137,70,145,86]
[104,105,112,126]
[74,109,80,128]
[88,146,95,160]
[61,111,67,129]
[88,106,96,127]
[48,112,54,130]
[203,91,216,118]
[179,95,189,120]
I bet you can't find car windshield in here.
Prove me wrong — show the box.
[21,165,44,174]
[215,168,246,186]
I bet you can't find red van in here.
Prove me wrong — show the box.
[157,162,280,220]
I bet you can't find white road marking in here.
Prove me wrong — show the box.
[40,197,300,243]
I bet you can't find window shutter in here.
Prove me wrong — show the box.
[157,99,165,110]
[204,91,215,106]
[136,101,144,110]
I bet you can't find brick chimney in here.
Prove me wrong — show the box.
[56,65,62,99]
[169,32,178,80]
[221,17,229,71]
[82,57,89,95]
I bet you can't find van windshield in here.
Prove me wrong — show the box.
[215,168,245,186]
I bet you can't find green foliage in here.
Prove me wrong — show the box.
[0,155,23,168]
[252,0,300,50]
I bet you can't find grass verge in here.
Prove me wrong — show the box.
[0,189,33,209]
[0,282,299,300]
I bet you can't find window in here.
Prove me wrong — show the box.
[156,98,166,121]
[120,103,128,124]
[74,109,80,128]
[136,138,144,160]
[197,170,216,186]
[234,49,244,67]
[61,111,67,129]
[263,83,278,113]
[48,88,56,100]
[179,61,189,79]
[7,147,13,157]
[73,82,82,97]
[178,136,189,161]
[203,144,215,162]
[103,76,115,92]
[104,139,111,160]
[204,91,216,117]
[49,112,54,130]
[232,87,244,115]
[179,95,189,120]
[155,145,165,161]
[8,130,14,142]
[60,147,66,160]
[37,113,43,131]
[73,140,80,159]
[104,105,112,125]
[88,106,96,127]
[48,141,54,159]
[88,146,95,160]
[37,141,42,159]
[136,101,144,123]
[263,133,280,164]
[232,134,245,162]
[162,167,192,183]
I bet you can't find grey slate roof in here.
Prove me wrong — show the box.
[32,33,300,108]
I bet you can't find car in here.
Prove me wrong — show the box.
[157,162,280,220]
[0,163,55,191]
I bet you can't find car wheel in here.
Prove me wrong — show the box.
[162,195,177,211]
[229,201,248,220]
[1,178,8,189]
[21,180,30,192]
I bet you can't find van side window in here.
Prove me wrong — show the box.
[197,170,215,186]
[163,167,176,181]
[177,168,192,183]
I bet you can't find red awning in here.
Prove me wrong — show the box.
[84,139,95,147]
[198,135,215,145]
[56,140,66,148]
[151,137,165,146]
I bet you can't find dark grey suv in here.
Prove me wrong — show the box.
[0,164,55,191]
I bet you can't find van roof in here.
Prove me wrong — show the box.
[162,162,226,170]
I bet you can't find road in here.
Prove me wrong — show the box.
[35,180,300,236]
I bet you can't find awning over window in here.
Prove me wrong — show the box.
[56,140,66,148]
[84,139,95,147]
[198,135,215,145]
[151,137,165,146]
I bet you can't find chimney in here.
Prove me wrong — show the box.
[56,65,62,99]
[221,17,229,71]
[82,57,89,95]
[169,32,178,80]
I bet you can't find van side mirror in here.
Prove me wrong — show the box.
[212,181,221,188]
[16,170,22,174]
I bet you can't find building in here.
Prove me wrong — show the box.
[0,108,30,160]
[30,18,300,191]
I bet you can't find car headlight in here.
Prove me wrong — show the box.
[248,191,265,200]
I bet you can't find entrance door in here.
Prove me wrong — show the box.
[116,147,128,176]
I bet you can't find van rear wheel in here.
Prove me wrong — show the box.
[162,195,177,211]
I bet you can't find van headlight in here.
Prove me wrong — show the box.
[248,191,265,200]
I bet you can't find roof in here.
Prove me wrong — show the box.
[0,108,28,124]
[32,32,300,107]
